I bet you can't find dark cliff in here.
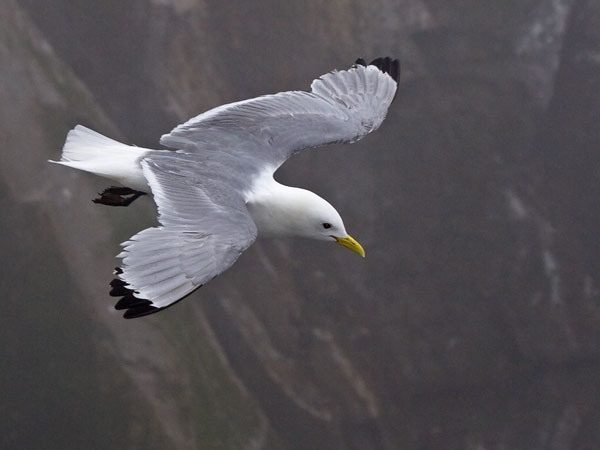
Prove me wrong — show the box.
[2,0,600,449]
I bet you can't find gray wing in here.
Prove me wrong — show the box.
[111,155,257,318]
[160,58,399,174]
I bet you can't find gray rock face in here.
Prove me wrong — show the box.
[3,0,600,449]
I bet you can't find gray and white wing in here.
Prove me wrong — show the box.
[110,156,257,318]
[160,57,399,172]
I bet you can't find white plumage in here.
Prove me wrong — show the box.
[50,57,400,318]
[52,126,152,191]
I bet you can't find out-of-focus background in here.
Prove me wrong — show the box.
[2,0,600,449]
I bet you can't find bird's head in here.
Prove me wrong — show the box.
[294,189,365,257]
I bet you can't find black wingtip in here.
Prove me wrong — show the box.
[123,304,161,319]
[354,56,400,83]
[114,292,151,310]
[354,56,400,102]
[109,273,162,318]
[109,269,206,319]
[366,56,400,83]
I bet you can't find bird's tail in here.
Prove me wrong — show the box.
[49,125,152,190]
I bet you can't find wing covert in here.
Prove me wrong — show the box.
[112,156,257,318]
[160,58,399,170]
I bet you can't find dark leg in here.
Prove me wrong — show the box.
[92,186,147,207]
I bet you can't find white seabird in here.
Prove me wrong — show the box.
[51,57,400,318]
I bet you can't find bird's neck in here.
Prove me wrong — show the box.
[245,173,316,237]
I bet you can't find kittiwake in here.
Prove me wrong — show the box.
[50,57,400,318]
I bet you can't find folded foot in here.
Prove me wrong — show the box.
[92,186,146,207]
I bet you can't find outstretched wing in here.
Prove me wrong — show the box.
[160,57,400,173]
[111,155,257,318]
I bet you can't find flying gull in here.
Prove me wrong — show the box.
[51,57,400,318]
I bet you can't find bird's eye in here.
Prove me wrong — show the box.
[322,223,332,229]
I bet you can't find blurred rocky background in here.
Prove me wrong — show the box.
[2,0,600,448]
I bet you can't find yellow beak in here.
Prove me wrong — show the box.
[335,234,365,258]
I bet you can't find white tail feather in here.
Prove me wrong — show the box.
[50,125,153,190]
